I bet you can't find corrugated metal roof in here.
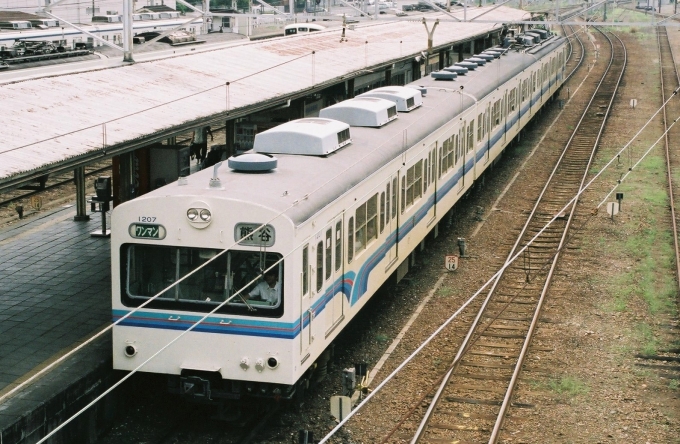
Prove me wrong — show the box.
[0,7,529,187]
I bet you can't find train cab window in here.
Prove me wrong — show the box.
[335,222,342,271]
[317,241,324,292]
[285,28,297,35]
[302,244,309,295]
[122,245,284,317]
[325,230,332,280]
[348,217,354,263]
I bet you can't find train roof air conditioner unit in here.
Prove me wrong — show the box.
[319,98,397,127]
[254,118,351,156]
[357,86,422,112]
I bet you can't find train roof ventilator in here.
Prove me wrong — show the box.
[228,153,278,172]
[254,118,351,156]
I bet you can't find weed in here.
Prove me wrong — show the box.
[375,333,389,343]
[548,376,589,396]
[635,323,659,355]
[438,285,453,297]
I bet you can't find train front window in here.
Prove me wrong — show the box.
[123,244,283,316]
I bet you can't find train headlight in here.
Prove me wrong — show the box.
[124,345,137,357]
[267,357,279,369]
[186,201,212,229]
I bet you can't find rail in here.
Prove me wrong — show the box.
[410,26,626,444]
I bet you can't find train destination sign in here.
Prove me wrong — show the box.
[129,223,166,240]
[235,223,275,247]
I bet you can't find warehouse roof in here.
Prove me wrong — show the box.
[0,6,530,189]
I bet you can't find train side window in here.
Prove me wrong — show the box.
[325,229,332,281]
[385,182,391,223]
[439,146,444,177]
[380,192,386,233]
[509,88,516,111]
[354,194,378,255]
[302,244,309,296]
[446,138,454,169]
[348,217,354,263]
[335,221,342,272]
[430,147,436,184]
[401,176,405,214]
[467,122,474,153]
[493,100,501,126]
[367,194,378,244]
[477,114,483,142]
[391,178,397,219]
[414,161,423,201]
[316,241,323,292]
[454,135,459,164]
[423,159,428,192]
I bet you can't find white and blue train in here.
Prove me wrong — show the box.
[111,30,567,403]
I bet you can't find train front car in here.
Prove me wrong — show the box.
[111,165,300,403]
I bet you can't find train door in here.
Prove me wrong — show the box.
[325,214,344,337]
[385,173,399,269]
[426,143,437,225]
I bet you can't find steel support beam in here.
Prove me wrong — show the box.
[73,167,90,221]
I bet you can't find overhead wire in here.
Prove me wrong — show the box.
[29,79,463,443]
[317,91,680,444]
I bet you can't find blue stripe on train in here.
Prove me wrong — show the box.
[115,69,556,338]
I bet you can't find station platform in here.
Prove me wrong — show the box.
[0,205,117,444]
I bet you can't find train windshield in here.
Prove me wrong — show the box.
[122,244,284,317]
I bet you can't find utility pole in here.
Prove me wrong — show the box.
[422,17,439,57]
[123,0,133,62]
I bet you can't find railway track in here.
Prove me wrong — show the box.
[635,24,680,389]
[0,162,111,212]
[397,27,627,444]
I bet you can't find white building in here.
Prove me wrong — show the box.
[0,0,178,24]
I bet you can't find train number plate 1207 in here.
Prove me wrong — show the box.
[129,223,167,240]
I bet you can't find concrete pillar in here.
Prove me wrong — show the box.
[123,0,133,62]
[73,167,90,221]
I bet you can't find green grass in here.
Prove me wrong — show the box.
[547,376,589,397]
[635,323,660,356]
[438,285,453,297]
[375,333,389,343]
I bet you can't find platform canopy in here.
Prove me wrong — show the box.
[0,6,530,190]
